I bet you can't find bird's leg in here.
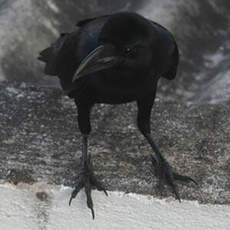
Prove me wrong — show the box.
[137,95,197,201]
[145,133,197,200]
[69,103,107,219]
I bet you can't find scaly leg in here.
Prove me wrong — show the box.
[137,94,197,201]
[69,103,107,219]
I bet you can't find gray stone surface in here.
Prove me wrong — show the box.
[0,82,229,204]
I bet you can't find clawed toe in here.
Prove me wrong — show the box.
[69,165,107,219]
[90,174,108,196]
[85,180,95,219]
[151,155,197,201]
[173,172,198,185]
[69,181,83,206]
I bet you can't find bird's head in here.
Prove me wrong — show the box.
[73,13,157,81]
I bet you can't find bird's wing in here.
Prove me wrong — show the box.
[39,15,109,78]
[150,21,179,80]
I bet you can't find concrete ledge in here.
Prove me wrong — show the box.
[0,82,230,204]
[0,182,230,229]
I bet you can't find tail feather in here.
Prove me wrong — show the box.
[38,46,58,75]
[38,47,53,63]
[38,33,69,76]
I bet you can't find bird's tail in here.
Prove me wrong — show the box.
[38,33,69,76]
[38,47,52,63]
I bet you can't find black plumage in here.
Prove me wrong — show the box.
[39,12,196,219]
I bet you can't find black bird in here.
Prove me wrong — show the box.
[38,12,196,219]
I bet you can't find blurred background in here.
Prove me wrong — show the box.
[0,0,230,104]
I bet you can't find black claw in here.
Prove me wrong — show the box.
[85,181,95,219]
[171,184,181,202]
[165,167,181,202]
[173,173,198,186]
[90,174,108,196]
[69,197,73,206]
[69,189,80,206]
[91,208,95,220]
[151,155,196,201]
[97,187,108,196]
[69,159,107,219]
[69,181,83,206]
[104,190,108,196]
[69,192,76,206]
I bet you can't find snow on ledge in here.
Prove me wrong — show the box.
[0,182,229,230]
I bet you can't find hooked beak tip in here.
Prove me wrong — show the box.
[72,44,119,81]
[72,70,80,82]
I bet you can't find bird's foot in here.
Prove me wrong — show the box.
[151,156,197,201]
[69,157,108,219]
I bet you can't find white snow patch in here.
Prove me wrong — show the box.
[0,182,229,230]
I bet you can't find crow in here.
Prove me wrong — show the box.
[38,12,196,219]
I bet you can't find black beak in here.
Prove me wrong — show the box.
[72,44,119,82]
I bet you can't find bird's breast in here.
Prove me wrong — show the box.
[87,73,155,104]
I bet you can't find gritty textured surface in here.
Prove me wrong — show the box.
[0,182,230,230]
[0,82,230,204]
